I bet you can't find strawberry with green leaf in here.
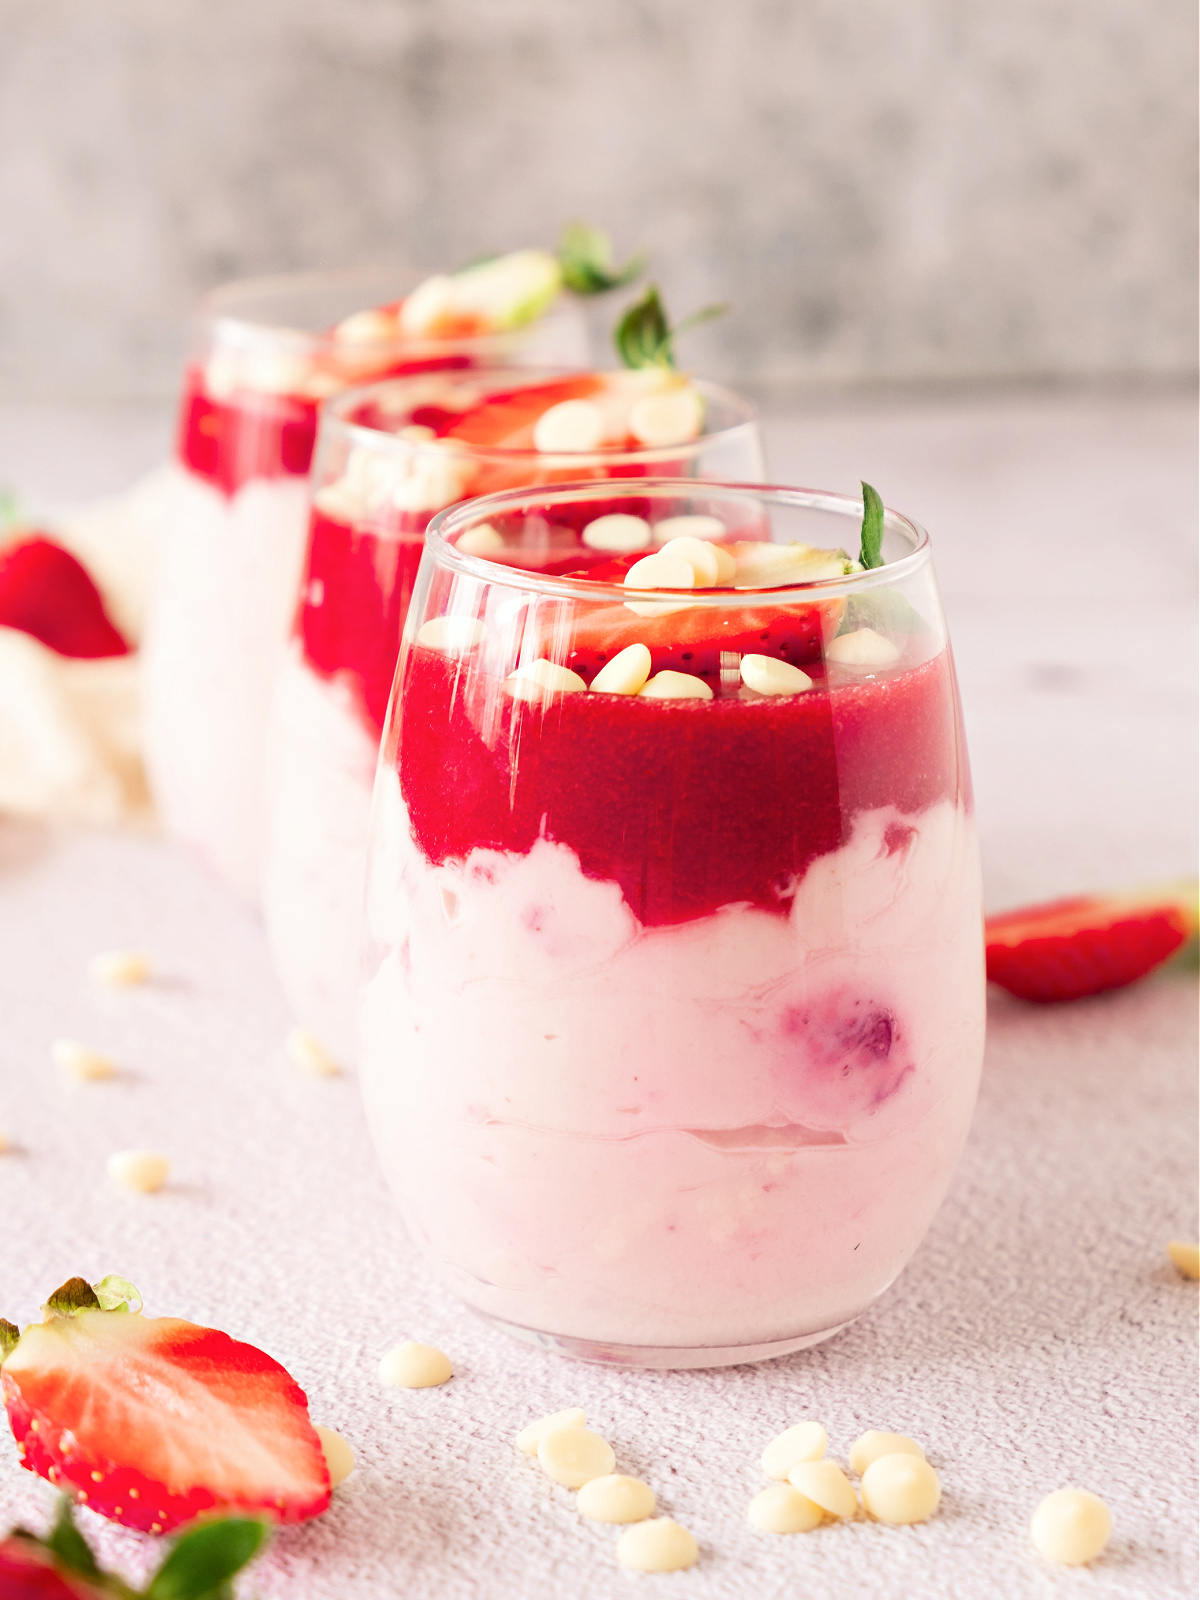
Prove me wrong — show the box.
[1,1278,331,1536]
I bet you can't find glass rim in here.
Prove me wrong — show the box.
[424,479,932,604]
[321,369,759,467]
[199,265,583,356]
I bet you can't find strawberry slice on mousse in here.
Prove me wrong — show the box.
[985,882,1198,1003]
[0,538,128,660]
[0,1279,330,1535]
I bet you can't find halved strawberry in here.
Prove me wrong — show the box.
[985,881,1198,1003]
[1,1278,330,1535]
[0,538,128,659]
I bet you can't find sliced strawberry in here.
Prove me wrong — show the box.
[0,538,128,660]
[1,1278,330,1535]
[985,882,1198,1003]
[440,375,603,450]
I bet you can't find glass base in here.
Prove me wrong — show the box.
[474,1310,856,1370]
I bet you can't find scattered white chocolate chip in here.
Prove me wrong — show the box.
[848,1431,925,1477]
[1167,1240,1200,1278]
[589,643,652,696]
[390,449,471,513]
[333,308,396,346]
[1030,1488,1112,1566]
[747,1483,823,1534]
[378,1341,453,1388]
[825,627,900,669]
[533,399,605,454]
[577,1474,657,1523]
[285,1027,341,1077]
[516,1408,588,1454]
[314,1425,356,1486]
[88,950,151,988]
[656,535,726,588]
[455,523,505,556]
[739,655,814,696]
[582,514,653,553]
[616,1518,699,1573]
[652,514,726,545]
[107,1150,170,1194]
[639,671,713,702]
[416,616,487,654]
[629,385,705,448]
[861,1454,941,1524]
[536,1425,616,1488]
[624,552,696,592]
[52,1040,116,1082]
[0,1131,10,1154]
[761,1421,828,1480]
[786,1460,858,1520]
[505,659,587,701]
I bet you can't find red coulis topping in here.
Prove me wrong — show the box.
[0,537,128,659]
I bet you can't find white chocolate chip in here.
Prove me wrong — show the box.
[847,1431,925,1477]
[628,385,705,448]
[314,1425,356,1486]
[390,449,471,513]
[416,616,487,655]
[616,1518,699,1573]
[241,346,313,397]
[533,399,605,454]
[1030,1488,1112,1565]
[624,552,696,592]
[656,535,726,588]
[0,1131,9,1154]
[107,1150,170,1194]
[398,424,438,443]
[760,1421,828,1480]
[825,627,901,668]
[1167,1240,1200,1278]
[747,1483,823,1534]
[739,655,814,696]
[652,514,726,545]
[577,1474,657,1523]
[638,671,713,702]
[589,643,652,696]
[88,950,151,987]
[285,1027,341,1077]
[860,1454,941,1524]
[516,1408,587,1454]
[378,1341,453,1388]
[786,1460,858,1520]
[536,1425,616,1488]
[582,514,652,553]
[455,523,505,556]
[505,659,587,701]
[333,308,397,346]
[52,1040,116,1082]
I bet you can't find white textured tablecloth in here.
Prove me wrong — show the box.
[0,388,1195,1598]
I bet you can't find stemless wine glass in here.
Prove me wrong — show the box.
[359,479,985,1369]
[142,267,588,901]
[261,371,763,1064]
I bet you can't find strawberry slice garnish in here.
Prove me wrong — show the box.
[985,882,1198,1003]
[1,1278,330,1535]
[0,538,128,660]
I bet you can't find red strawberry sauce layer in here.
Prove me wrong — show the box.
[395,644,967,928]
[176,354,474,498]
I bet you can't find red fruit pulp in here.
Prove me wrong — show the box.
[0,538,128,660]
[395,643,967,928]
[0,1540,102,1599]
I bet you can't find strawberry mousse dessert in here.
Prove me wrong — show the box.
[143,246,600,900]
[358,479,985,1367]
[262,313,762,1063]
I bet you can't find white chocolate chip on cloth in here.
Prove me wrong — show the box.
[516,1408,587,1453]
[378,1341,453,1388]
[1030,1488,1112,1565]
[536,1425,616,1488]
[577,1474,656,1523]
[760,1421,828,1479]
[616,1518,700,1572]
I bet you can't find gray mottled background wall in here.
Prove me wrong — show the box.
[0,0,1195,399]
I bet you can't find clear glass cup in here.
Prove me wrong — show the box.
[261,371,763,1063]
[359,479,985,1369]
[141,267,588,900]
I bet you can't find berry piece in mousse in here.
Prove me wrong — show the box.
[0,1277,330,1534]
[985,882,1199,1002]
[0,538,128,659]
